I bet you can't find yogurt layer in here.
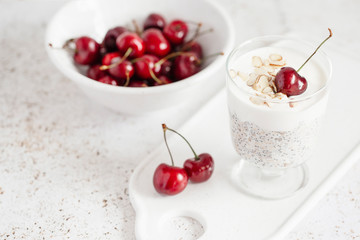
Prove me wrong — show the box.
[227,46,329,131]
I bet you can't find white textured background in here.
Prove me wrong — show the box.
[0,0,360,239]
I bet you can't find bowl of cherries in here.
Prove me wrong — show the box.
[46,0,235,114]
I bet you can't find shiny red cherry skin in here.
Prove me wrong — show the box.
[142,28,171,57]
[109,60,134,80]
[275,67,308,96]
[143,13,166,30]
[87,64,107,80]
[98,75,118,86]
[102,52,121,66]
[103,26,128,52]
[173,53,200,80]
[153,76,173,86]
[73,36,100,65]
[134,54,161,79]
[153,163,188,195]
[163,20,188,45]
[160,60,173,78]
[116,32,145,58]
[183,153,214,183]
[128,79,149,87]
[184,41,203,59]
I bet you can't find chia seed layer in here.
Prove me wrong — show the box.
[230,113,321,168]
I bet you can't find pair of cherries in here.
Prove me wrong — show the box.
[64,13,209,87]
[153,124,214,195]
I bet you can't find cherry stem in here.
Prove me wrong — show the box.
[99,48,132,70]
[196,28,214,38]
[186,20,202,26]
[198,52,224,65]
[297,28,333,72]
[124,71,130,87]
[155,51,195,67]
[163,124,199,160]
[132,19,142,36]
[130,57,141,64]
[162,124,174,166]
[149,67,162,84]
[180,28,214,52]
[188,22,202,42]
[48,41,75,55]
[62,38,75,49]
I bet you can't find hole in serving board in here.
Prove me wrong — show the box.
[160,215,205,240]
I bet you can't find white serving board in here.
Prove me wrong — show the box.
[129,48,360,240]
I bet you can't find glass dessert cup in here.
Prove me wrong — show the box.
[226,36,332,199]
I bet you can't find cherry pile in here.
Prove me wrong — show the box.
[153,124,214,195]
[60,13,219,87]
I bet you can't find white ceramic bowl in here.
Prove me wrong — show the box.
[46,0,235,114]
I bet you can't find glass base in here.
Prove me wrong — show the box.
[232,160,309,199]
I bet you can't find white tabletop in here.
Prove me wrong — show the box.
[1,0,360,239]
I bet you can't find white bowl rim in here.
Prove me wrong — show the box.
[45,0,236,95]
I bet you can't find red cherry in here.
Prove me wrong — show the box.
[134,54,161,79]
[160,60,173,78]
[108,60,134,80]
[103,26,128,52]
[275,67,307,96]
[153,124,191,196]
[128,79,149,87]
[100,51,133,85]
[183,41,203,59]
[116,32,145,58]
[274,29,333,97]
[163,20,188,45]
[173,53,200,80]
[144,13,166,30]
[153,76,172,86]
[73,36,100,65]
[102,52,121,66]
[153,163,188,195]
[87,64,107,80]
[183,153,214,183]
[142,28,171,57]
[98,75,118,86]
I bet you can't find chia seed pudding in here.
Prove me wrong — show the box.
[230,113,321,168]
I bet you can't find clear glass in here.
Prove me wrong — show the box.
[226,36,332,199]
